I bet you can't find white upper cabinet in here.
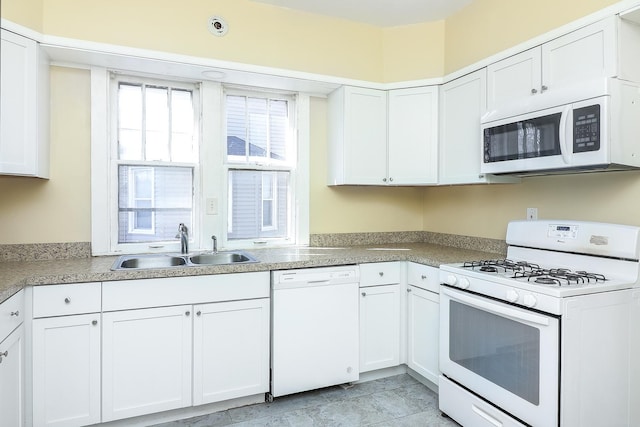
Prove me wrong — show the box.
[328,85,438,186]
[328,86,387,185]
[388,87,438,185]
[487,16,640,111]
[439,69,519,185]
[0,29,50,178]
[487,47,542,111]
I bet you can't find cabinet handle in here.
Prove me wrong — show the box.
[92,320,98,326]
[196,311,202,316]
[361,292,367,297]
[541,85,548,92]
[378,272,384,277]
[10,310,19,317]
[185,311,191,316]
[531,88,538,94]
[382,178,387,183]
[0,350,7,363]
[64,297,71,304]
[407,288,412,293]
[421,275,427,280]
[389,177,393,182]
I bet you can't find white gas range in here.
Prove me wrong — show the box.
[438,220,640,427]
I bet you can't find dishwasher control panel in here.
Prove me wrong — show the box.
[272,265,359,288]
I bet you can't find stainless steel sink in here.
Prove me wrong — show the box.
[189,252,257,265]
[111,251,258,270]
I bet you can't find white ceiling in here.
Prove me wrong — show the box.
[250,0,473,27]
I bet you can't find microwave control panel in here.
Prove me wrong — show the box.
[573,104,600,153]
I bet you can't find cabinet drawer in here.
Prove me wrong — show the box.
[407,263,440,293]
[359,262,401,287]
[33,282,101,318]
[0,290,24,341]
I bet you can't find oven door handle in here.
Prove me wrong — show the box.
[444,288,551,327]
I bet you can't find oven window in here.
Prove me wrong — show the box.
[449,301,540,405]
[484,112,561,163]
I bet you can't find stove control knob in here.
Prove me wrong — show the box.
[506,289,519,303]
[445,274,458,286]
[523,294,537,308]
[458,277,470,289]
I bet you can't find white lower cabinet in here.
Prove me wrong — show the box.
[407,285,440,384]
[32,314,101,427]
[102,305,193,422]
[359,284,401,372]
[193,298,270,405]
[0,324,25,427]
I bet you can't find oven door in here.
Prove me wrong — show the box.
[440,286,560,427]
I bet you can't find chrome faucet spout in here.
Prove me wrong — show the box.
[212,235,218,254]
[176,223,189,254]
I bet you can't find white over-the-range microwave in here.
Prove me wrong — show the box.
[481,78,640,176]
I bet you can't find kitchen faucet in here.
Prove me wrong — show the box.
[176,223,189,254]
[211,235,218,254]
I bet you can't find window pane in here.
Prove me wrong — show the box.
[227,95,247,157]
[118,83,143,160]
[145,86,170,161]
[228,170,289,240]
[171,89,196,162]
[269,99,288,160]
[118,165,193,243]
[248,98,268,158]
[226,94,290,163]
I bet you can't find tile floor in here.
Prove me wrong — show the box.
[152,374,460,426]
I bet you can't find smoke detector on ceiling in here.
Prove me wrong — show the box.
[207,16,229,37]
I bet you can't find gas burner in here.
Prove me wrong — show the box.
[480,266,498,272]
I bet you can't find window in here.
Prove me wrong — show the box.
[91,69,309,255]
[224,92,295,244]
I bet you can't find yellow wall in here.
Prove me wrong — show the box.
[444,0,619,73]
[0,0,637,244]
[1,0,43,32]
[0,67,91,243]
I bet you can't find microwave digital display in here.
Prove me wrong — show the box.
[573,104,600,153]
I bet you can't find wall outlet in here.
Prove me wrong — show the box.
[206,198,218,215]
[527,207,538,221]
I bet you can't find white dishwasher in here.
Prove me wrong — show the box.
[271,265,360,398]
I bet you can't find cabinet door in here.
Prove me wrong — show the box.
[439,69,488,185]
[193,298,270,405]
[487,47,542,111]
[407,286,439,384]
[542,17,616,92]
[388,87,438,185]
[328,86,387,185]
[0,324,24,427]
[102,306,192,422]
[0,29,49,178]
[32,314,101,427]
[359,284,401,372]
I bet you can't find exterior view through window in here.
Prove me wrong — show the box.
[225,93,295,242]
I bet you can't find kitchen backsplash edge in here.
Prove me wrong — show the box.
[0,232,506,262]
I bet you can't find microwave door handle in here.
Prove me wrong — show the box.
[559,105,572,164]
[443,287,550,327]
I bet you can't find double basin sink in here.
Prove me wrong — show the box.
[112,251,259,270]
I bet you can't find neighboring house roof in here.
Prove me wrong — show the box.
[227,136,284,160]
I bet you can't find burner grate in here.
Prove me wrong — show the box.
[461,259,608,287]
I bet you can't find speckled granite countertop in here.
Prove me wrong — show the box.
[0,243,504,304]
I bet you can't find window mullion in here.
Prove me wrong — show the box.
[141,84,147,160]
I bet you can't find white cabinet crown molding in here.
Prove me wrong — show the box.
[3,0,640,94]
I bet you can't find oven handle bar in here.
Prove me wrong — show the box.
[443,287,550,326]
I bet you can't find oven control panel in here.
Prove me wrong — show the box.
[547,224,578,239]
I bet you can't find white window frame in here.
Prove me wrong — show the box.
[91,68,201,255]
[92,71,309,256]
[261,172,277,232]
